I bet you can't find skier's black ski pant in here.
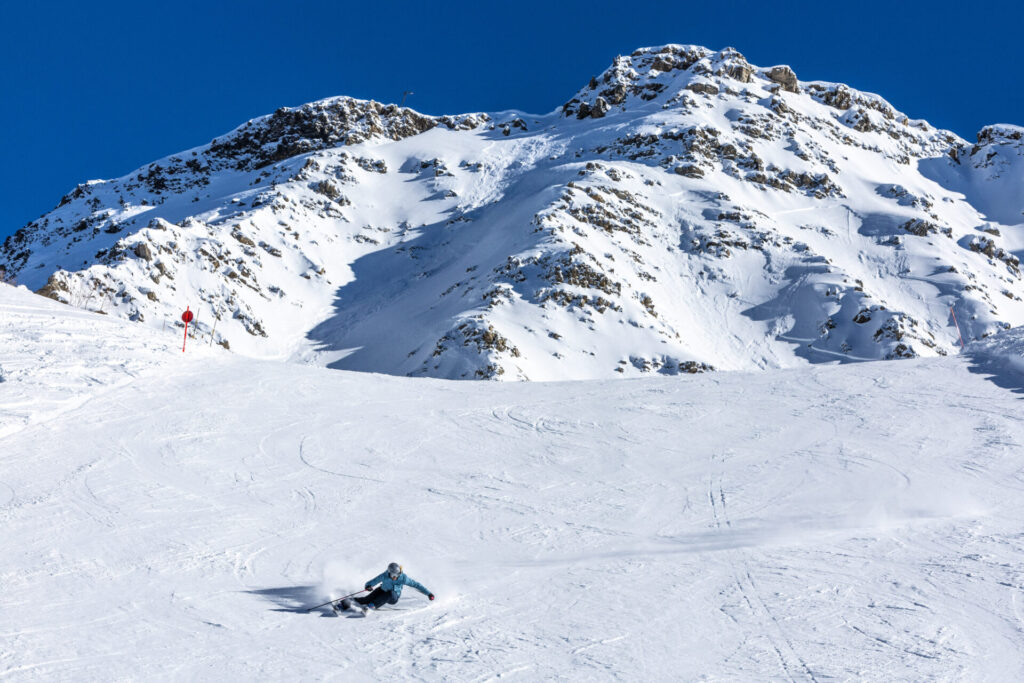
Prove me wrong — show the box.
[355,588,399,608]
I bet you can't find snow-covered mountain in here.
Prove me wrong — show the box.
[3,44,1022,379]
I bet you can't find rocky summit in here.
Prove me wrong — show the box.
[2,44,1022,380]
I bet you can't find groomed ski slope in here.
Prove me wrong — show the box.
[3,283,1024,681]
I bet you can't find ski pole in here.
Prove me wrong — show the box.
[306,589,369,613]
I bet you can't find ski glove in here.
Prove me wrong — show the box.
[428,594,435,601]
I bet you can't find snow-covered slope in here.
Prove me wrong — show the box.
[3,45,1023,379]
[0,282,206,440]
[4,281,1024,679]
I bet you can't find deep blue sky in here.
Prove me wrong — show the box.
[2,0,1021,239]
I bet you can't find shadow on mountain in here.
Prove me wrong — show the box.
[305,214,463,375]
[918,157,1023,227]
[742,263,862,364]
[305,169,552,376]
[965,351,1024,396]
[247,584,325,613]
[855,212,902,238]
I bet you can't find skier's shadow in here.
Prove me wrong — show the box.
[247,585,333,615]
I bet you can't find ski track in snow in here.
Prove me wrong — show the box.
[4,284,1024,679]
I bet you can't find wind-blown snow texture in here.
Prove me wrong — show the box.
[4,280,1024,680]
[2,45,1022,380]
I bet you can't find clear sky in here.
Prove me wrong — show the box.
[2,0,1021,239]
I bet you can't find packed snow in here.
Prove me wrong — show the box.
[4,281,1024,680]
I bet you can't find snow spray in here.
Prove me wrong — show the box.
[319,559,377,603]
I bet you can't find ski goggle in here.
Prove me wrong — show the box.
[388,565,402,579]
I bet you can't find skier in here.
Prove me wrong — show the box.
[336,562,434,614]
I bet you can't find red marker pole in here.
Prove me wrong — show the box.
[181,307,195,352]
[950,306,965,349]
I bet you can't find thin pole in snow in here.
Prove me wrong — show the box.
[181,306,194,352]
[950,306,965,349]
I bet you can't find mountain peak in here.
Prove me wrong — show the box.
[975,124,1024,151]
[561,45,808,120]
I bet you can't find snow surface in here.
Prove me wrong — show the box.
[4,281,1024,680]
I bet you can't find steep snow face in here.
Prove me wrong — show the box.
[2,45,1023,379]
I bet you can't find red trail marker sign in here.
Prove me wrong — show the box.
[181,307,194,352]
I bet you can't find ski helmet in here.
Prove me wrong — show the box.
[387,562,402,579]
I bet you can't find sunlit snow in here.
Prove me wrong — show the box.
[3,282,1024,679]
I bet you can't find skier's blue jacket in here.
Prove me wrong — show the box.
[366,571,430,599]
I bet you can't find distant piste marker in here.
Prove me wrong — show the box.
[950,306,965,349]
[181,307,194,352]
